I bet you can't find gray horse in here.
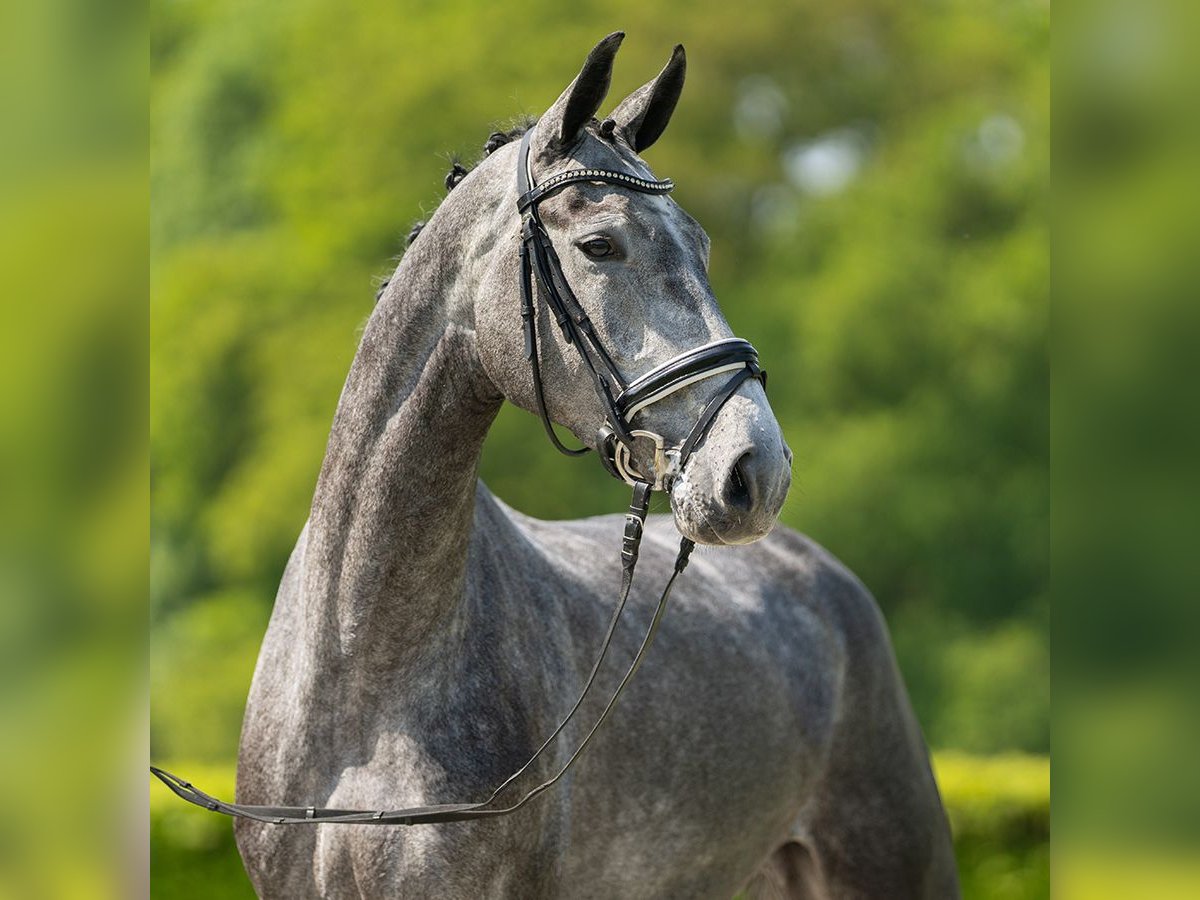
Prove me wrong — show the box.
[233,33,959,899]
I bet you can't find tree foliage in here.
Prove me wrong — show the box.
[151,0,1048,759]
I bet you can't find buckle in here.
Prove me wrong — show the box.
[623,512,644,542]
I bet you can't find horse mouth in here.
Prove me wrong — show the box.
[669,477,782,547]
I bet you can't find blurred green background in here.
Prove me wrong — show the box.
[150,0,1048,896]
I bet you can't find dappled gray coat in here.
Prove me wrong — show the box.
[233,33,958,900]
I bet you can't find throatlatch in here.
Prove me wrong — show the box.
[150,117,763,827]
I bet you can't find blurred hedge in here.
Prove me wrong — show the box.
[933,753,1050,899]
[150,753,1049,898]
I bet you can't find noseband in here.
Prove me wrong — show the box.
[516,128,765,490]
[150,123,768,829]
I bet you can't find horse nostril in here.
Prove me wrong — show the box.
[725,451,755,511]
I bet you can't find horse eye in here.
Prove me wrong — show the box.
[578,237,615,259]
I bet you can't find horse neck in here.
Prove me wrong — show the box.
[302,211,504,668]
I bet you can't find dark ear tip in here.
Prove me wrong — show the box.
[598,31,626,51]
[583,32,625,70]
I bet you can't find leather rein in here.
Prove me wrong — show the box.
[151,124,765,827]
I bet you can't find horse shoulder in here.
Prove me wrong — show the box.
[750,524,893,679]
[756,526,959,897]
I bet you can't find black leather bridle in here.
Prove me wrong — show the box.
[516,128,765,490]
[150,123,766,827]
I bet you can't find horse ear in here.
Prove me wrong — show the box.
[539,32,625,149]
[609,45,686,153]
